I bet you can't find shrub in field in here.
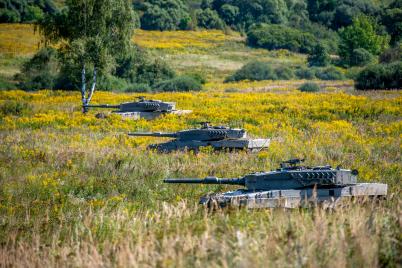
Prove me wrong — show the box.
[115,46,176,86]
[0,75,17,90]
[247,24,318,53]
[355,61,402,90]
[0,100,31,116]
[154,75,202,91]
[139,0,192,30]
[15,47,59,91]
[349,48,375,67]
[308,44,330,67]
[298,82,320,92]
[124,83,152,93]
[184,72,207,84]
[315,66,345,80]
[275,66,295,80]
[225,62,277,82]
[195,8,225,30]
[295,67,316,79]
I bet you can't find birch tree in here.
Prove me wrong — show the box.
[38,0,135,111]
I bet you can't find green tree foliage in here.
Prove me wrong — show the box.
[114,46,175,86]
[355,61,402,90]
[0,0,56,22]
[139,0,192,31]
[339,15,390,66]
[381,0,402,45]
[349,48,374,66]
[195,8,224,29]
[211,0,289,31]
[295,67,316,79]
[308,44,330,67]
[379,44,402,64]
[247,24,318,53]
[307,0,380,30]
[38,0,135,107]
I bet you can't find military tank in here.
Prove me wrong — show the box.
[164,159,388,208]
[128,122,270,152]
[83,96,176,113]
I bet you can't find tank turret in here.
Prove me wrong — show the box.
[164,159,388,208]
[128,122,270,152]
[83,97,176,113]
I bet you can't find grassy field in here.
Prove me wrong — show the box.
[0,24,401,267]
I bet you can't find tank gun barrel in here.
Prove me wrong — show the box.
[128,132,178,138]
[164,177,245,185]
[83,104,120,109]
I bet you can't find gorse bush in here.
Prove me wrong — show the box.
[298,82,320,92]
[355,61,402,90]
[247,24,318,53]
[154,75,202,91]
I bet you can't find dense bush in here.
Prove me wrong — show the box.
[275,66,294,80]
[298,82,320,92]
[209,0,289,31]
[349,48,374,66]
[195,8,224,29]
[0,75,17,90]
[154,75,202,91]
[124,83,152,93]
[0,100,31,116]
[225,62,277,82]
[184,72,207,84]
[308,44,330,67]
[355,61,402,90]
[307,0,381,30]
[247,24,318,53]
[0,0,56,22]
[15,47,59,91]
[379,44,402,63]
[14,45,177,92]
[339,15,390,66]
[381,0,402,45]
[295,67,316,79]
[315,66,345,80]
[115,46,176,86]
[139,0,192,30]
